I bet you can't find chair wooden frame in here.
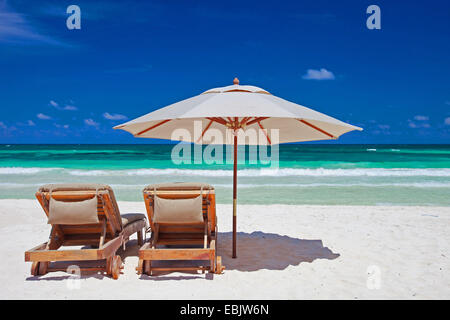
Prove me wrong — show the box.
[25,189,146,279]
[137,187,225,276]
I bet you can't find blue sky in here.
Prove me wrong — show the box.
[0,0,449,144]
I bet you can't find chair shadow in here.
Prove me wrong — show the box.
[26,231,339,281]
[139,231,339,280]
[217,231,340,272]
[118,239,209,281]
[26,265,110,281]
[116,239,141,260]
[25,239,144,282]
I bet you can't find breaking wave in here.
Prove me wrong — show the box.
[1,167,450,177]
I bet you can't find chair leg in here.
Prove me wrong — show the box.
[137,229,144,246]
[106,256,113,275]
[31,261,40,276]
[215,256,224,274]
[31,261,49,276]
[38,261,49,275]
[136,258,144,275]
[144,260,151,276]
[111,255,122,280]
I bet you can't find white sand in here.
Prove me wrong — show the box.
[0,199,449,299]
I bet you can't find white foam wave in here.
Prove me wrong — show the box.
[1,167,450,177]
[217,182,450,188]
[0,167,58,174]
[1,182,449,189]
[69,167,450,177]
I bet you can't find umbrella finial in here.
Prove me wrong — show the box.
[233,77,239,85]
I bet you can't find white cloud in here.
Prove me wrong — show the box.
[408,119,430,129]
[409,116,431,129]
[49,100,77,111]
[445,117,450,126]
[54,123,70,129]
[0,121,17,134]
[302,68,335,80]
[37,113,51,120]
[17,120,35,126]
[0,2,62,45]
[414,115,429,121]
[103,112,127,121]
[49,100,59,108]
[84,118,99,127]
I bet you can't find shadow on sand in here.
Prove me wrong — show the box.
[218,231,339,272]
[26,232,339,281]
[140,231,340,280]
[25,239,143,281]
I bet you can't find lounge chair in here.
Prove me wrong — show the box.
[137,182,225,276]
[24,184,147,279]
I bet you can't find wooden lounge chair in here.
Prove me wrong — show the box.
[24,184,147,279]
[137,182,225,276]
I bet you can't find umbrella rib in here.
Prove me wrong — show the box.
[246,117,269,126]
[206,117,228,126]
[298,119,335,139]
[136,119,172,136]
[240,117,250,127]
[257,121,271,145]
[196,119,214,143]
[243,117,256,127]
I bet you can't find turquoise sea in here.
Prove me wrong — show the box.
[0,144,449,206]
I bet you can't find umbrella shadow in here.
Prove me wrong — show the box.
[217,231,340,272]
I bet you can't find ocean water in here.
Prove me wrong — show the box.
[0,144,449,206]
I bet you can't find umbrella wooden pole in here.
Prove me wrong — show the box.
[232,134,237,258]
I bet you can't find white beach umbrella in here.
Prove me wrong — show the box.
[114,78,362,258]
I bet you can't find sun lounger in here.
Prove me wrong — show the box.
[137,182,225,276]
[24,184,147,279]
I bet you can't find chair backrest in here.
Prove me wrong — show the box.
[142,183,216,235]
[36,184,123,246]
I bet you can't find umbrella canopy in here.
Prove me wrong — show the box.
[114,78,361,144]
[114,78,362,258]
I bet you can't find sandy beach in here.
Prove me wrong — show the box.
[0,199,448,299]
